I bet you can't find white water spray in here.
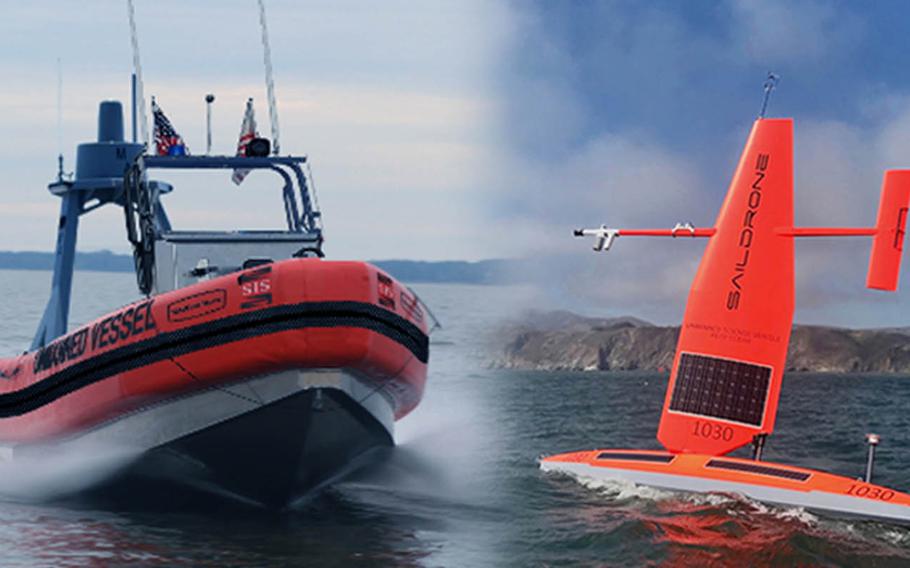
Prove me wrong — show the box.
[0,443,141,503]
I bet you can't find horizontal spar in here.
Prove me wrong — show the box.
[617,228,717,237]
[574,225,881,252]
[573,223,716,251]
[776,227,878,237]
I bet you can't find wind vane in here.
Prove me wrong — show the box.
[759,72,780,118]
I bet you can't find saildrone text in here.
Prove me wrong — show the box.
[727,152,770,311]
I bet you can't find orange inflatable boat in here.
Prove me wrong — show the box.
[6,100,431,507]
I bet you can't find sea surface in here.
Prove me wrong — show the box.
[0,269,909,566]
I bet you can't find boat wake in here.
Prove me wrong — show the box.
[0,444,141,503]
[545,466,910,562]
[545,465,747,503]
[549,466,821,524]
[738,498,818,526]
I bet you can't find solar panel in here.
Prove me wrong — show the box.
[706,459,811,481]
[668,352,771,426]
[596,452,675,464]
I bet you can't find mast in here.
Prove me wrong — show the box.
[205,94,215,155]
[33,103,143,349]
[56,58,64,180]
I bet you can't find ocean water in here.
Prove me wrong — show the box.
[501,371,910,567]
[0,269,909,566]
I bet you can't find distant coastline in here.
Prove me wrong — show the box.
[0,251,526,285]
[0,251,133,273]
[491,310,910,374]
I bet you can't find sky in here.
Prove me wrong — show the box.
[0,0,509,261]
[494,0,910,328]
[2,1,910,327]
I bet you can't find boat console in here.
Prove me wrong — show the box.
[125,155,324,294]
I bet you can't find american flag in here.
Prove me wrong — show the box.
[232,98,258,185]
[152,98,188,156]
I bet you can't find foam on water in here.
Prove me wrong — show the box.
[553,469,677,502]
[548,466,740,506]
[745,499,818,525]
[879,527,910,546]
[0,443,141,503]
[552,465,823,525]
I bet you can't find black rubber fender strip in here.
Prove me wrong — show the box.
[0,301,428,418]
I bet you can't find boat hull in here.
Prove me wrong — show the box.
[541,449,910,525]
[17,368,395,508]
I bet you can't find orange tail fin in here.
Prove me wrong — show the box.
[867,170,910,291]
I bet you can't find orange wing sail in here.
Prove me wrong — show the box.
[657,119,794,456]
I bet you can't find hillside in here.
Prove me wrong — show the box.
[490,310,910,373]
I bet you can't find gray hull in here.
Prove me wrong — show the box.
[14,369,395,509]
[541,460,910,525]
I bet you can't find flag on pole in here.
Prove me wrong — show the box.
[232,98,258,185]
[152,97,188,156]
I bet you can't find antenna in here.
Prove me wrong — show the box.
[131,73,137,143]
[56,57,64,181]
[127,0,149,150]
[257,0,281,155]
[759,72,780,118]
[865,433,880,483]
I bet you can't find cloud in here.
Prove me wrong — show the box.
[0,2,511,260]
[495,1,910,327]
[788,102,910,322]
[496,107,910,326]
[495,132,705,229]
[489,129,710,323]
[728,0,865,65]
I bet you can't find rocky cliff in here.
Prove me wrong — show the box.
[490,310,910,373]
